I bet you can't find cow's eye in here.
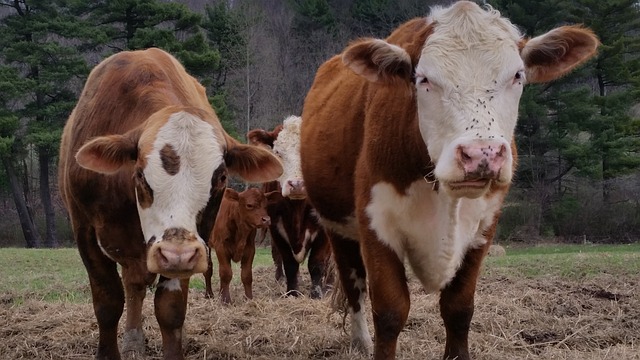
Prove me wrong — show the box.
[246,204,254,210]
[514,70,524,84]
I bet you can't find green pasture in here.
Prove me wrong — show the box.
[0,243,638,304]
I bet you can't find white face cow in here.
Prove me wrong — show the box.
[272,115,306,199]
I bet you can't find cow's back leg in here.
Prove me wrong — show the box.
[154,277,189,360]
[241,235,256,300]
[307,230,331,299]
[360,229,409,360]
[121,264,156,356]
[329,232,372,354]
[204,247,215,298]
[440,244,489,360]
[75,225,124,360]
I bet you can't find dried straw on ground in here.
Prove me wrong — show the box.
[1,266,638,359]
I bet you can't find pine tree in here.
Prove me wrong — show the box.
[0,0,96,247]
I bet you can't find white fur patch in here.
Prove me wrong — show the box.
[137,111,223,245]
[158,278,182,292]
[97,237,117,262]
[365,180,503,293]
[349,268,372,353]
[415,2,523,185]
[272,116,303,196]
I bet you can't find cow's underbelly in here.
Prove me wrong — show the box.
[365,180,503,293]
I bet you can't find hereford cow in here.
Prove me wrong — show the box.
[58,48,283,360]
[248,116,332,298]
[205,187,278,304]
[299,2,599,359]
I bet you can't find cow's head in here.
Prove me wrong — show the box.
[224,187,281,229]
[248,116,306,199]
[75,106,283,278]
[342,1,599,198]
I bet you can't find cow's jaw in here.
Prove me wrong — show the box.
[414,5,524,198]
[137,111,224,278]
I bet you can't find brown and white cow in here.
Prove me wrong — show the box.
[248,116,332,298]
[205,187,278,304]
[58,48,282,360]
[300,2,599,359]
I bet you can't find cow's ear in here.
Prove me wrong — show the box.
[75,128,141,174]
[343,38,413,84]
[224,135,283,183]
[265,190,283,204]
[521,25,599,83]
[246,129,273,148]
[224,188,239,202]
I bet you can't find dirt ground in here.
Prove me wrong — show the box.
[1,266,638,360]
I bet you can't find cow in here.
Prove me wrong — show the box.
[248,116,332,299]
[58,48,283,360]
[204,187,278,304]
[299,2,599,359]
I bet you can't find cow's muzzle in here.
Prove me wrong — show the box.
[147,228,209,278]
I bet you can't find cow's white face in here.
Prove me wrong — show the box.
[415,3,523,198]
[136,111,223,245]
[272,116,306,199]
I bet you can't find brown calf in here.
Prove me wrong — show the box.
[58,48,282,360]
[205,187,278,304]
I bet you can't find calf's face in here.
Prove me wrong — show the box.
[225,188,276,229]
[75,107,283,278]
[342,1,599,198]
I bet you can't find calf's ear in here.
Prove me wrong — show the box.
[343,38,413,84]
[75,128,141,174]
[265,190,283,204]
[521,25,599,83]
[224,135,283,183]
[223,188,239,202]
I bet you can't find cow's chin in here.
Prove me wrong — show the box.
[147,260,209,279]
[441,179,491,199]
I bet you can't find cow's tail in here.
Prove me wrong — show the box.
[326,252,350,327]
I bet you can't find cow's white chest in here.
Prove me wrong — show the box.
[365,180,502,293]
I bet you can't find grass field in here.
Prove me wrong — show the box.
[1,243,639,359]
[2,243,638,303]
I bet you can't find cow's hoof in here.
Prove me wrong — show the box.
[284,289,302,297]
[350,336,373,356]
[310,285,323,299]
[121,328,145,357]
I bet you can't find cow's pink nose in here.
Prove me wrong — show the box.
[152,240,207,275]
[457,142,506,178]
[286,179,306,198]
[262,216,271,226]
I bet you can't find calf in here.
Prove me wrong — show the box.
[58,48,282,360]
[248,116,332,298]
[205,187,278,304]
[300,2,599,359]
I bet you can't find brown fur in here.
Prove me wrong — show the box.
[204,188,277,304]
[300,7,598,360]
[58,48,283,360]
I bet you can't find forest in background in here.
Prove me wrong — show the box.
[0,0,638,247]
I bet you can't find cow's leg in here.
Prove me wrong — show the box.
[121,264,155,356]
[154,276,189,360]
[216,249,233,304]
[76,226,124,360]
[329,232,372,354]
[271,239,284,282]
[440,243,489,360]
[360,229,409,360]
[307,231,331,299]
[273,235,301,296]
[240,236,256,300]
[204,247,215,298]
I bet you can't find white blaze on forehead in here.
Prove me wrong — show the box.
[272,116,303,193]
[137,111,224,244]
[415,3,524,179]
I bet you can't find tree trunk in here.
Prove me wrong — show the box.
[39,149,58,248]
[2,156,41,248]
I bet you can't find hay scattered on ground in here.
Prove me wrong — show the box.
[1,266,638,359]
